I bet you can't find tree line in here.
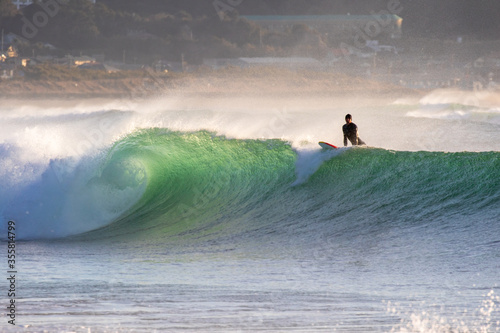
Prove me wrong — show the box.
[0,0,335,64]
[1,0,498,65]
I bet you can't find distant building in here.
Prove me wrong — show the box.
[11,0,33,9]
[153,60,183,73]
[11,0,96,10]
[239,57,322,68]
[469,55,500,84]
[203,57,322,70]
[70,55,96,66]
[6,46,18,58]
[77,62,106,71]
[1,69,15,80]
[243,15,403,39]
[1,33,28,49]
[202,58,246,69]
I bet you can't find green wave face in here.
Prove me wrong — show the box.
[305,149,500,228]
[97,129,297,240]
[81,130,500,244]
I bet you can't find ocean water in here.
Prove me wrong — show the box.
[0,89,499,332]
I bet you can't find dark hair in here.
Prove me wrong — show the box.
[345,114,352,120]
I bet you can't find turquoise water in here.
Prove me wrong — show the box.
[1,93,499,332]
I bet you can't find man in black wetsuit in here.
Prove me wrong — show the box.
[343,114,366,146]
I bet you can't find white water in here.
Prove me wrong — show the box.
[1,89,500,238]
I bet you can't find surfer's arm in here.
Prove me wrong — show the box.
[343,134,348,146]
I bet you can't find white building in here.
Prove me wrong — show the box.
[11,0,96,10]
[11,0,33,9]
[203,57,323,70]
[243,15,403,39]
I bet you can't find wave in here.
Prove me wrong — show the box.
[404,88,500,124]
[418,88,500,109]
[3,130,499,241]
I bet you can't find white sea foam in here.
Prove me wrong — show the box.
[388,291,500,333]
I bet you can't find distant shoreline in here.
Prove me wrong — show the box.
[0,67,425,100]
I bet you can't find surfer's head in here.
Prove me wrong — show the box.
[345,114,352,123]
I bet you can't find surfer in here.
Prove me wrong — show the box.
[343,114,366,146]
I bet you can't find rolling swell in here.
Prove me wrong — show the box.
[303,149,500,234]
[84,130,500,245]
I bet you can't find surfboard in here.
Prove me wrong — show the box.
[318,141,338,149]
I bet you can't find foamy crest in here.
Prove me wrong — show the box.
[292,145,348,186]
[419,89,500,109]
[387,290,500,333]
[2,152,147,239]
